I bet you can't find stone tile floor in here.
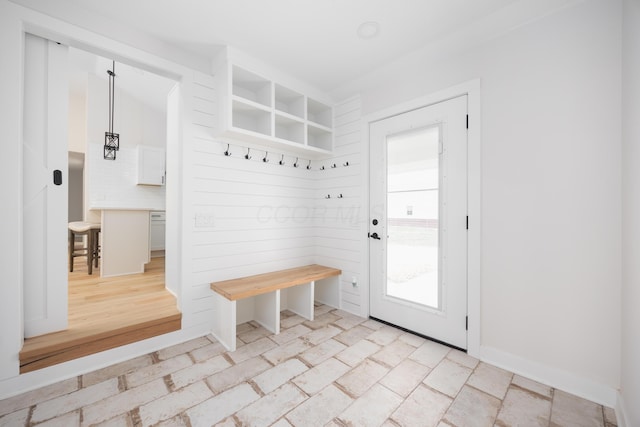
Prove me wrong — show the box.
[0,305,618,426]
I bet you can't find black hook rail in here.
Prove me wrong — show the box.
[220,142,353,172]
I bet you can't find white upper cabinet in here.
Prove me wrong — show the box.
[137,145,165,186]
[216,56,334,158]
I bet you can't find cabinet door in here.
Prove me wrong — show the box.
[137,146,165,185]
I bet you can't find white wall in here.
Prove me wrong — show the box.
[334,0,622,405]
[68,160,83,222]
[189,142,317,281]
[85,73,166,217]
[620,0,640,425]
[68,89,86,153]
[0,0,26,382]
[165,84,181,300]
[313,96,365,315]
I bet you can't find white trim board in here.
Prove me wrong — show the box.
[616,392,630,427]
[361,79,482,358]
[480,345,618,408]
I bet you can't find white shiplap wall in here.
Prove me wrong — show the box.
[186,72,364,319]
[191,148,317,282]
[186,72,344,327]
[313,96,365,315]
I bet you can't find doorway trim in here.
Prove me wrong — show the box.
[362,79,481,357]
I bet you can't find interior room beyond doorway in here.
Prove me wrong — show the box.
[20,255,180,373]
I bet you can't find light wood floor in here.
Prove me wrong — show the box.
[20,256,181,373]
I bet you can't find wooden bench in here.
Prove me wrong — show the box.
[210,264,341,351]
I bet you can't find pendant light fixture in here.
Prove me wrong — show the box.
[104,60,119,160]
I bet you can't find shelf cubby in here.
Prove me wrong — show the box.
[275,84,305,119]
[307,124,333,151]
[307,98,332,128]
[275,114,305,145]
[219,58,334,158]
[232,100,272,136]
[232,65,272,108]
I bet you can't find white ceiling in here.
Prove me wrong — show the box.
[68,47,176,112]
[13,0,581,93]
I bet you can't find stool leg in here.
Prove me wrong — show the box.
[69,229,74,273]
[87,231,93,275]
[94,230,100,269]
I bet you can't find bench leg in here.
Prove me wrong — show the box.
[211,292,237,352]
[254,290,280,335]
[286,281,315,321]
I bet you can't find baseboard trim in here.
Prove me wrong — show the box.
[480,345,617,407]
[616,391,630,427]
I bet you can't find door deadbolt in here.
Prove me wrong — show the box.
[372,219,378,225]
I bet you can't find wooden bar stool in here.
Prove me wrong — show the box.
[68,221,101,275]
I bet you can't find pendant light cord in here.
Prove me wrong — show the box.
[107,61,115,134]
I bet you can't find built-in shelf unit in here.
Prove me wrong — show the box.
[217,60,334,158]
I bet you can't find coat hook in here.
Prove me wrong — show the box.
[306,160,312,170]
[325,194,331,199]
[331,163,337,168]
[293,157,299,168]
[279,154,285,165]
[338,193,343,198]
[343,161,349,167]
[245,147,252,160]
[224,144,232,156]
[263,151,269,163]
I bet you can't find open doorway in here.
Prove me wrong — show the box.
[67,46,174,277]
[20,37,182,373]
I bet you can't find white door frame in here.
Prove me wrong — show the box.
[362,79,481,357]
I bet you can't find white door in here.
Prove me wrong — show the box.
[369,96,468,349]
[23,33,69,337]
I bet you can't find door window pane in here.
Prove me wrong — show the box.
[386,126,440,309]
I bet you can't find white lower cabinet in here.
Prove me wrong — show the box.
[149,211,166,251]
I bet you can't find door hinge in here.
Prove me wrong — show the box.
[466,316,468,331]
[466,115,469,129]
[466,216,469,230]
